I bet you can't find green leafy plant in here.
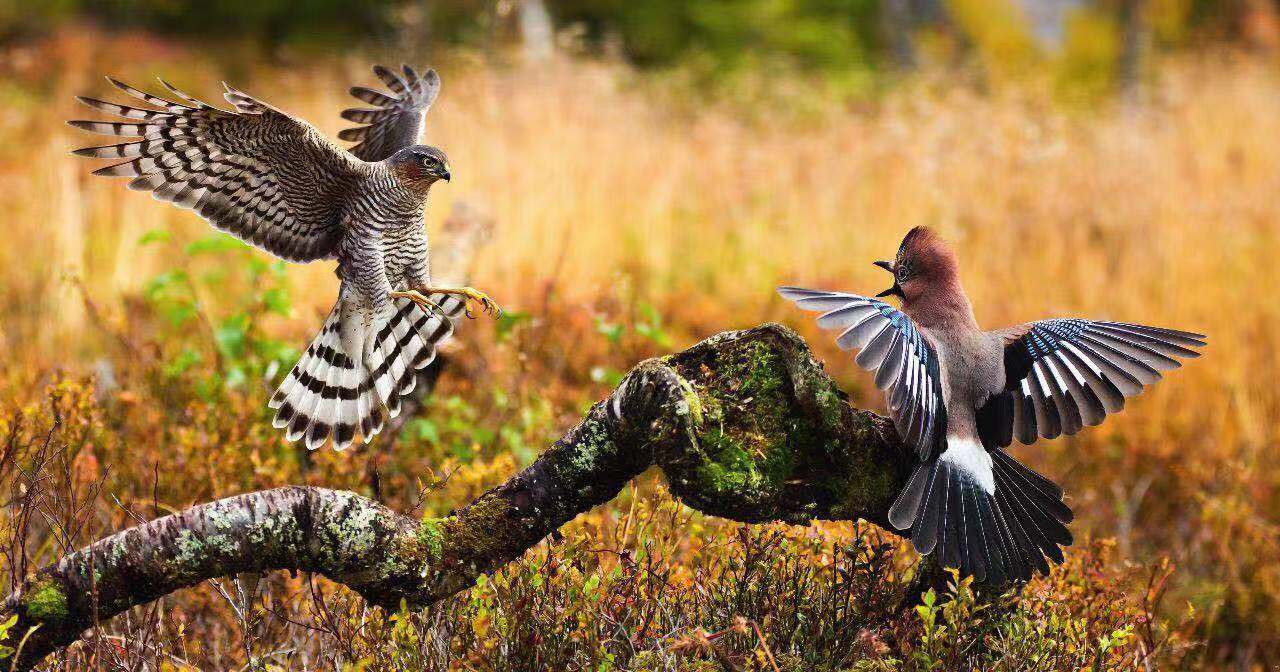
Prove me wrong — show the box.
[138,230,298,398]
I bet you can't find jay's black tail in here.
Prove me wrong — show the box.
[889,444,1073,583]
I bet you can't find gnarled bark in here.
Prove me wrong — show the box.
[0,323,910,671]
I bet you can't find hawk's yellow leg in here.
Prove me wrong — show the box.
[388,290,448,316]
[390,287,501,319]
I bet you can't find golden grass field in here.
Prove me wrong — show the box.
[1,29,1278,669]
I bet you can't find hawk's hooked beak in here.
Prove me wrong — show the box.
[873,260,902,298]
[439,166,452,182]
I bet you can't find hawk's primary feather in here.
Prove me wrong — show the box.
[339,64,440,162]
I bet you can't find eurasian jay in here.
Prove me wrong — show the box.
[780,227,1205,582]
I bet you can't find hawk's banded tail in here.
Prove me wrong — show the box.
[269,292,465,450]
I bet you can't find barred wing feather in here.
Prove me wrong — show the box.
[339,64,440,162]
[70,77,366,263]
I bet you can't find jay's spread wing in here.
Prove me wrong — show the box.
[779,287,947,459]
[339,64,440,162]
[981,319,1205,447]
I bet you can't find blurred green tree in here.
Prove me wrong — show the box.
[1,0,1273,74]
[1,0,402,48]
[555,0,883,71]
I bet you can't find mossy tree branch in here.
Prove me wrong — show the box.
[0,324,911,671]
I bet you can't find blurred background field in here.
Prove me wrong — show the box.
[0,0,1278,669]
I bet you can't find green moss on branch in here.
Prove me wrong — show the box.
[21,579,68,623]
[657,324,908,525]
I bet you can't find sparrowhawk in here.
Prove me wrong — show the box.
[70,65,499,450]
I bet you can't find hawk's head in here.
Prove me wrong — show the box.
[388,145,451,190]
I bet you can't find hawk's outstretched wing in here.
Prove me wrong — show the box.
[339,64,440,162]
[981,319,1205,447]
[778,287,948,459]
[70,78,368,263]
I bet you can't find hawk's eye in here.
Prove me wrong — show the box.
[420,155,436,167]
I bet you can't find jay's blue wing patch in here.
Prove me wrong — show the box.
[993,319,1205,445]
[778,286,948,459]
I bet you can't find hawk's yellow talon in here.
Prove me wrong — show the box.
[411,285,501,320]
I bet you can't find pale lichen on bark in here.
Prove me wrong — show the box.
[0,323,912,671]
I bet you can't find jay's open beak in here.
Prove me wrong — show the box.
[873,260,903,298]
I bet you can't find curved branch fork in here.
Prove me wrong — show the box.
[0,324,911,670]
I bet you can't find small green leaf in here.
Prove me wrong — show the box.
[137,228,171,246]
[590,366,624,387]
[262,288,292,316]
[494,310,531,340]
[224,365,247,389]
[160,302,197,326]
[215,315,250,358]
[143,270,189,300]
[185,235,250,256]
[163,348,203,377]
[594,318,624,343]
[407,418,440,443]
